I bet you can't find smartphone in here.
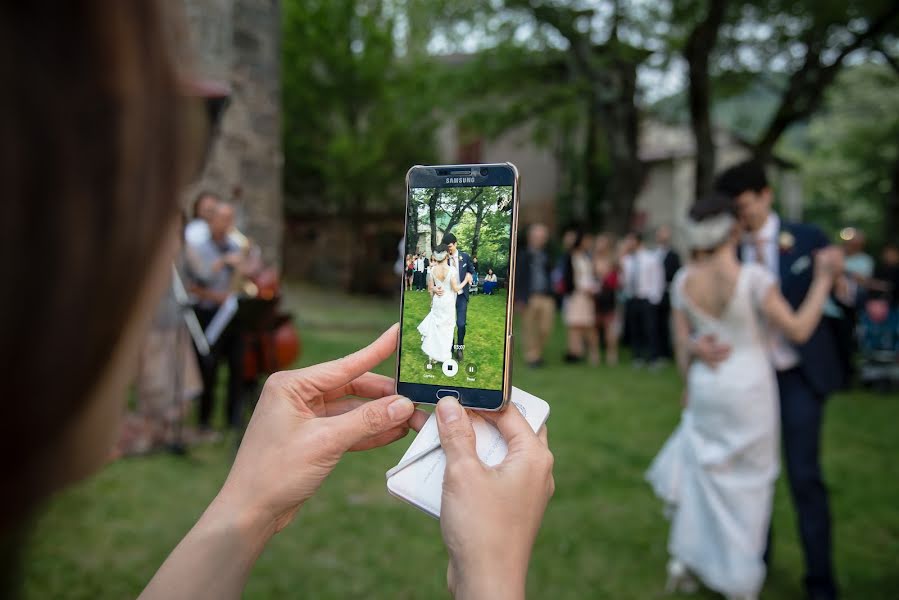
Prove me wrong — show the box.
[396,163,519,410]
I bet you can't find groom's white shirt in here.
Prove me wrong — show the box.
[740,213,799,371]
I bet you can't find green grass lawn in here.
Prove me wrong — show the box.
[20,284,899,599]
[400,289,508,390]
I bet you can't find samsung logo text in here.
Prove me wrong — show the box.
[445,177,476,184]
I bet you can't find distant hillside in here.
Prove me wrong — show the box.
[649,73,806,146]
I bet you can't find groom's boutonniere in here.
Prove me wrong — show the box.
[778,231,795,254]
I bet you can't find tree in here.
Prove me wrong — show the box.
[424,0,660,233]
[282,0,441,215]
[790,63,899,244]
[747,1,899,160]
[282,0,448,290]
[679,0,731,198]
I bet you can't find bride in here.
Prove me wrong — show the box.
[646,193,839,600]
[418,244,463,364]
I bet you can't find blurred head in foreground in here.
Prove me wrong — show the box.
[0,1,204,530]
[715,161,772,233]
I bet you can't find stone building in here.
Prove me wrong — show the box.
[182,0,283,266]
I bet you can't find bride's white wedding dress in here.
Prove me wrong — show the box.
[646,264,779,598]
[418,265,458,363]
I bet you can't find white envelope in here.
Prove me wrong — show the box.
[386,386,550,519]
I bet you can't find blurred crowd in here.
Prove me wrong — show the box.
[515,222,899,384]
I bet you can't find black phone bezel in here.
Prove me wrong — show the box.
[397,163,518,411]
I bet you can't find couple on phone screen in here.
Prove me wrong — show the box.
[419,233,475,365]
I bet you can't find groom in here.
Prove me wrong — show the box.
[707,161,850,600]
[442,232,475,361]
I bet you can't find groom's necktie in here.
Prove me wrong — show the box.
[753,235,768,267]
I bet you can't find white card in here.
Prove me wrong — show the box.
[386,386,550,519]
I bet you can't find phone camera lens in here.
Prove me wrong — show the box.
[479,167,488,176]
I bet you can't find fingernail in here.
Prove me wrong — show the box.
[437,396,461,423]
[388,396,413,420]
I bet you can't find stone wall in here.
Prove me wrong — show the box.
[182,0,283,266]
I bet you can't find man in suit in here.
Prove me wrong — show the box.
[442,232,476,362]
[707,160,850,600]
[655,225,681,359]
[514,223,555,368]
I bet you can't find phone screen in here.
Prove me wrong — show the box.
[397,165,517,410]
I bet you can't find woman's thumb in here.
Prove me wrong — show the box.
[435,396,477,463]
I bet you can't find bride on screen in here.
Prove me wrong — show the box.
[418,244,463,364]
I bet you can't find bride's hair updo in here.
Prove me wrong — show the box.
[432,243,449,261]
[686,192,738,252]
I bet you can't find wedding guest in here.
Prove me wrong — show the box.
[619,232,639,354]
[656,225,682,359]
[552,226,578,297]
[593,233,621,365]
[873,243,899,306]
[563,232,599,365]
[837,228,872,381]
[647,192,840,600]
[405,254,414,291]
[427,256,436,289]
[187,203,245,430]
[472,255,480,286]
[415,252,426,291]
[631,233,666,368]
[0,4,554,598]
[515,223,555,368]
[118,241,203,456]
[483,268,499,294]
[185,191,218,248]
[713,160,850,600]
[842,228,874,287]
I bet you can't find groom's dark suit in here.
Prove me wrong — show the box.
[450,250,476,355]
[741,218,845,600]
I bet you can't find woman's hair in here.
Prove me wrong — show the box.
[433,243,448,255]
[0,1,200,525]
[488,268,494,273]
[687,193,739,253]
[689,192,738,222]
[571,230,585,251]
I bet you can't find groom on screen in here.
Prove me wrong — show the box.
[441,232,475,362]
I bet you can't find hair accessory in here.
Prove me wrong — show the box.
[685,213,735,250]
[432,250,448,261]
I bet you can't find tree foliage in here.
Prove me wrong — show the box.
[786,63,899,244]
[281,0,442,216]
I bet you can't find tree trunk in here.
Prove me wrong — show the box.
[406,197,419,252]
[582,104,605,229]
[444,188,483,235]
[593,60,644,234]
[471,200,486,258]
[427,189,439,252]
[685,0,729,199]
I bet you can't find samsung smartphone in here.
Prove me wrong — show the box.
[396,163,519,410]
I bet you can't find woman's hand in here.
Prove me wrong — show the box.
[142,325,427,600]
[217,324,427,534]
[435,397,555,600]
